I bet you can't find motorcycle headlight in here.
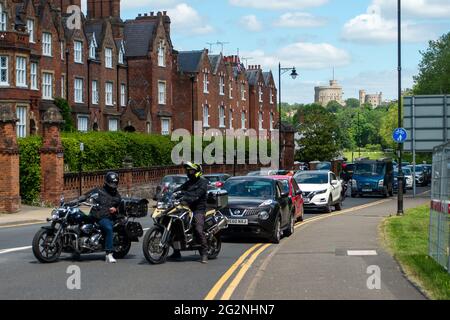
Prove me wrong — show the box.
[258,211,270,220]
[351,179,357,188]
[378,180,384,188]
[157,202,168,209]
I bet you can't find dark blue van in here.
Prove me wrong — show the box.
[351,159,394,198]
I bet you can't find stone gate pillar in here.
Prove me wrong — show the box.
[40,107,65,206]
[0,105,21,213]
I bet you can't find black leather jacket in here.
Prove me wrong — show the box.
[175,176,209,214]
[82,186,121,220]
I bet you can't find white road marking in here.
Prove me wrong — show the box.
[347,250,378,256]
[0,246,32,255]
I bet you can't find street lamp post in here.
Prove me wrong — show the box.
[278,63,298,170]
[397,0,404,216]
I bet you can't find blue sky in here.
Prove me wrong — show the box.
[82,0,450,104]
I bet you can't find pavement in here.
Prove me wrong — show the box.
[0,206,52,228]
[231,194,430,300]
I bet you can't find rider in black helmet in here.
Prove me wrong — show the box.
[71,172,121,263]
[170,162,209,263]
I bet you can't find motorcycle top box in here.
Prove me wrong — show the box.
[119,198,149,218]
[206,189,229,210]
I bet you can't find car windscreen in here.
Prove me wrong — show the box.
[354,163,385,176]
[294,173,328,184]
[224,179,274,199]
[403,168,411,175]
[316,162,331,171]
[162,176,187,185]
[415,166,424,172]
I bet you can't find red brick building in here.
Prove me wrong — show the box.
[0,0,277,138]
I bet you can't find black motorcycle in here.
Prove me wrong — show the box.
[142,187,228,264]
[32,195,148,263]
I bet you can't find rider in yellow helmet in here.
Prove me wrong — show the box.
[171,162,209,263]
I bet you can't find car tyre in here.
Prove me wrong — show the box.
[269,216,282,244]
[324,196,333,213]
[284,212,295,237]
[335,198,343,211]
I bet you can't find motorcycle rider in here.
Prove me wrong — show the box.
[170,162,209,264]
[70,172,122,263]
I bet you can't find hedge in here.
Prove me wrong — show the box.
[61,132,176,171]
[17,131,273,203]
[18,136,43,205]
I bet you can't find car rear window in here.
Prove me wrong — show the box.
[224,179,274,199]
[294,173,328,184]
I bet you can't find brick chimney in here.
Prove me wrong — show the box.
[51,0,81,13]
[87,0,121,19]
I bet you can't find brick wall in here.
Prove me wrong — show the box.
[63,163,262,200]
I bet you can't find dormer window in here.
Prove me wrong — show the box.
[0,3,7,31]
[27,19,34,43]
[118,40,125,64]
[203,72,209,93]
[158,41,165,67]
[258,86,263,103]
[270,88,274,104]
[105,48,113,69]
[74,41,83,63]
[89,34,98,60]
[219,76,225,95]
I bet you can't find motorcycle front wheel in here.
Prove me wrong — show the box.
[207,234,222,260]
[32,228,63,263]
[142,226,170,264]
[113,235,131,259]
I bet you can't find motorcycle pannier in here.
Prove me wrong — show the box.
[119,198,149,218]
[206,190,228,209]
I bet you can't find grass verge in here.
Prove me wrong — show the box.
[382,204,450,300]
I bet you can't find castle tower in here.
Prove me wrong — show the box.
[359,90,366,106]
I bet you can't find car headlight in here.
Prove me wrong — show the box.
[315,189,328,195]
[258,211,270,220]
[378,180,384,187]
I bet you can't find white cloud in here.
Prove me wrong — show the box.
[342,4,438,43]
[374,0,450,19]
[242,42,351,70]
[229,0,328,10]
[239,15,263,32]
[168,4,214,35]
[273,12,327,28]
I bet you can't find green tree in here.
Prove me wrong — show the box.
[380,103,400,150]
[413,32,450,94]
[326,100,344,113]
[295,105,340,162]
[345,98,360,108]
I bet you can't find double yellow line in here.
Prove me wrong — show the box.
[204,198,392,300]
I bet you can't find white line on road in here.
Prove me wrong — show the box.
[347,250,378,256]
[0,246,32,255]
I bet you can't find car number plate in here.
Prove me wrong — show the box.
[228,219,248,225]
[362,188,372,192]
[303,199,310,204]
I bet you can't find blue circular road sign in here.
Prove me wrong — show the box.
[393,128,408,143]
